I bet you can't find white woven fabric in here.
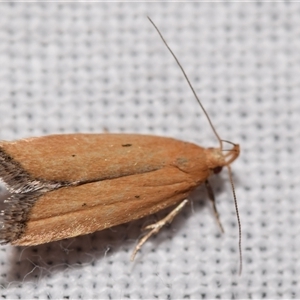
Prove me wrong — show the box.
[0,2,299,299]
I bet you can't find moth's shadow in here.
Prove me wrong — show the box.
[2,174,226,284]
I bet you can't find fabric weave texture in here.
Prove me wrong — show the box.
[0,2,299,299]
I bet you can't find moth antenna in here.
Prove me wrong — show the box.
[222,139,236,146]
[149,16,242,275]
[147,16,223,150]
[226,164,242,275]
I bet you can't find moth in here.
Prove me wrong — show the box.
[0,17,241,272]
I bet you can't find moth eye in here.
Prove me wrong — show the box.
[213,166,223,174]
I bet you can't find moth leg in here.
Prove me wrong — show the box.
[205,180,224,233]
[131,199,189,260]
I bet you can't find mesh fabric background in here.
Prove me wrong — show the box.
[0,2,299,299]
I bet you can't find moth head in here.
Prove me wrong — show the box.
[207,141,240,174]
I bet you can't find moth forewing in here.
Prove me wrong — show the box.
[0,134,235,246]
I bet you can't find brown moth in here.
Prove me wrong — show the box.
[0,17,241,273]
